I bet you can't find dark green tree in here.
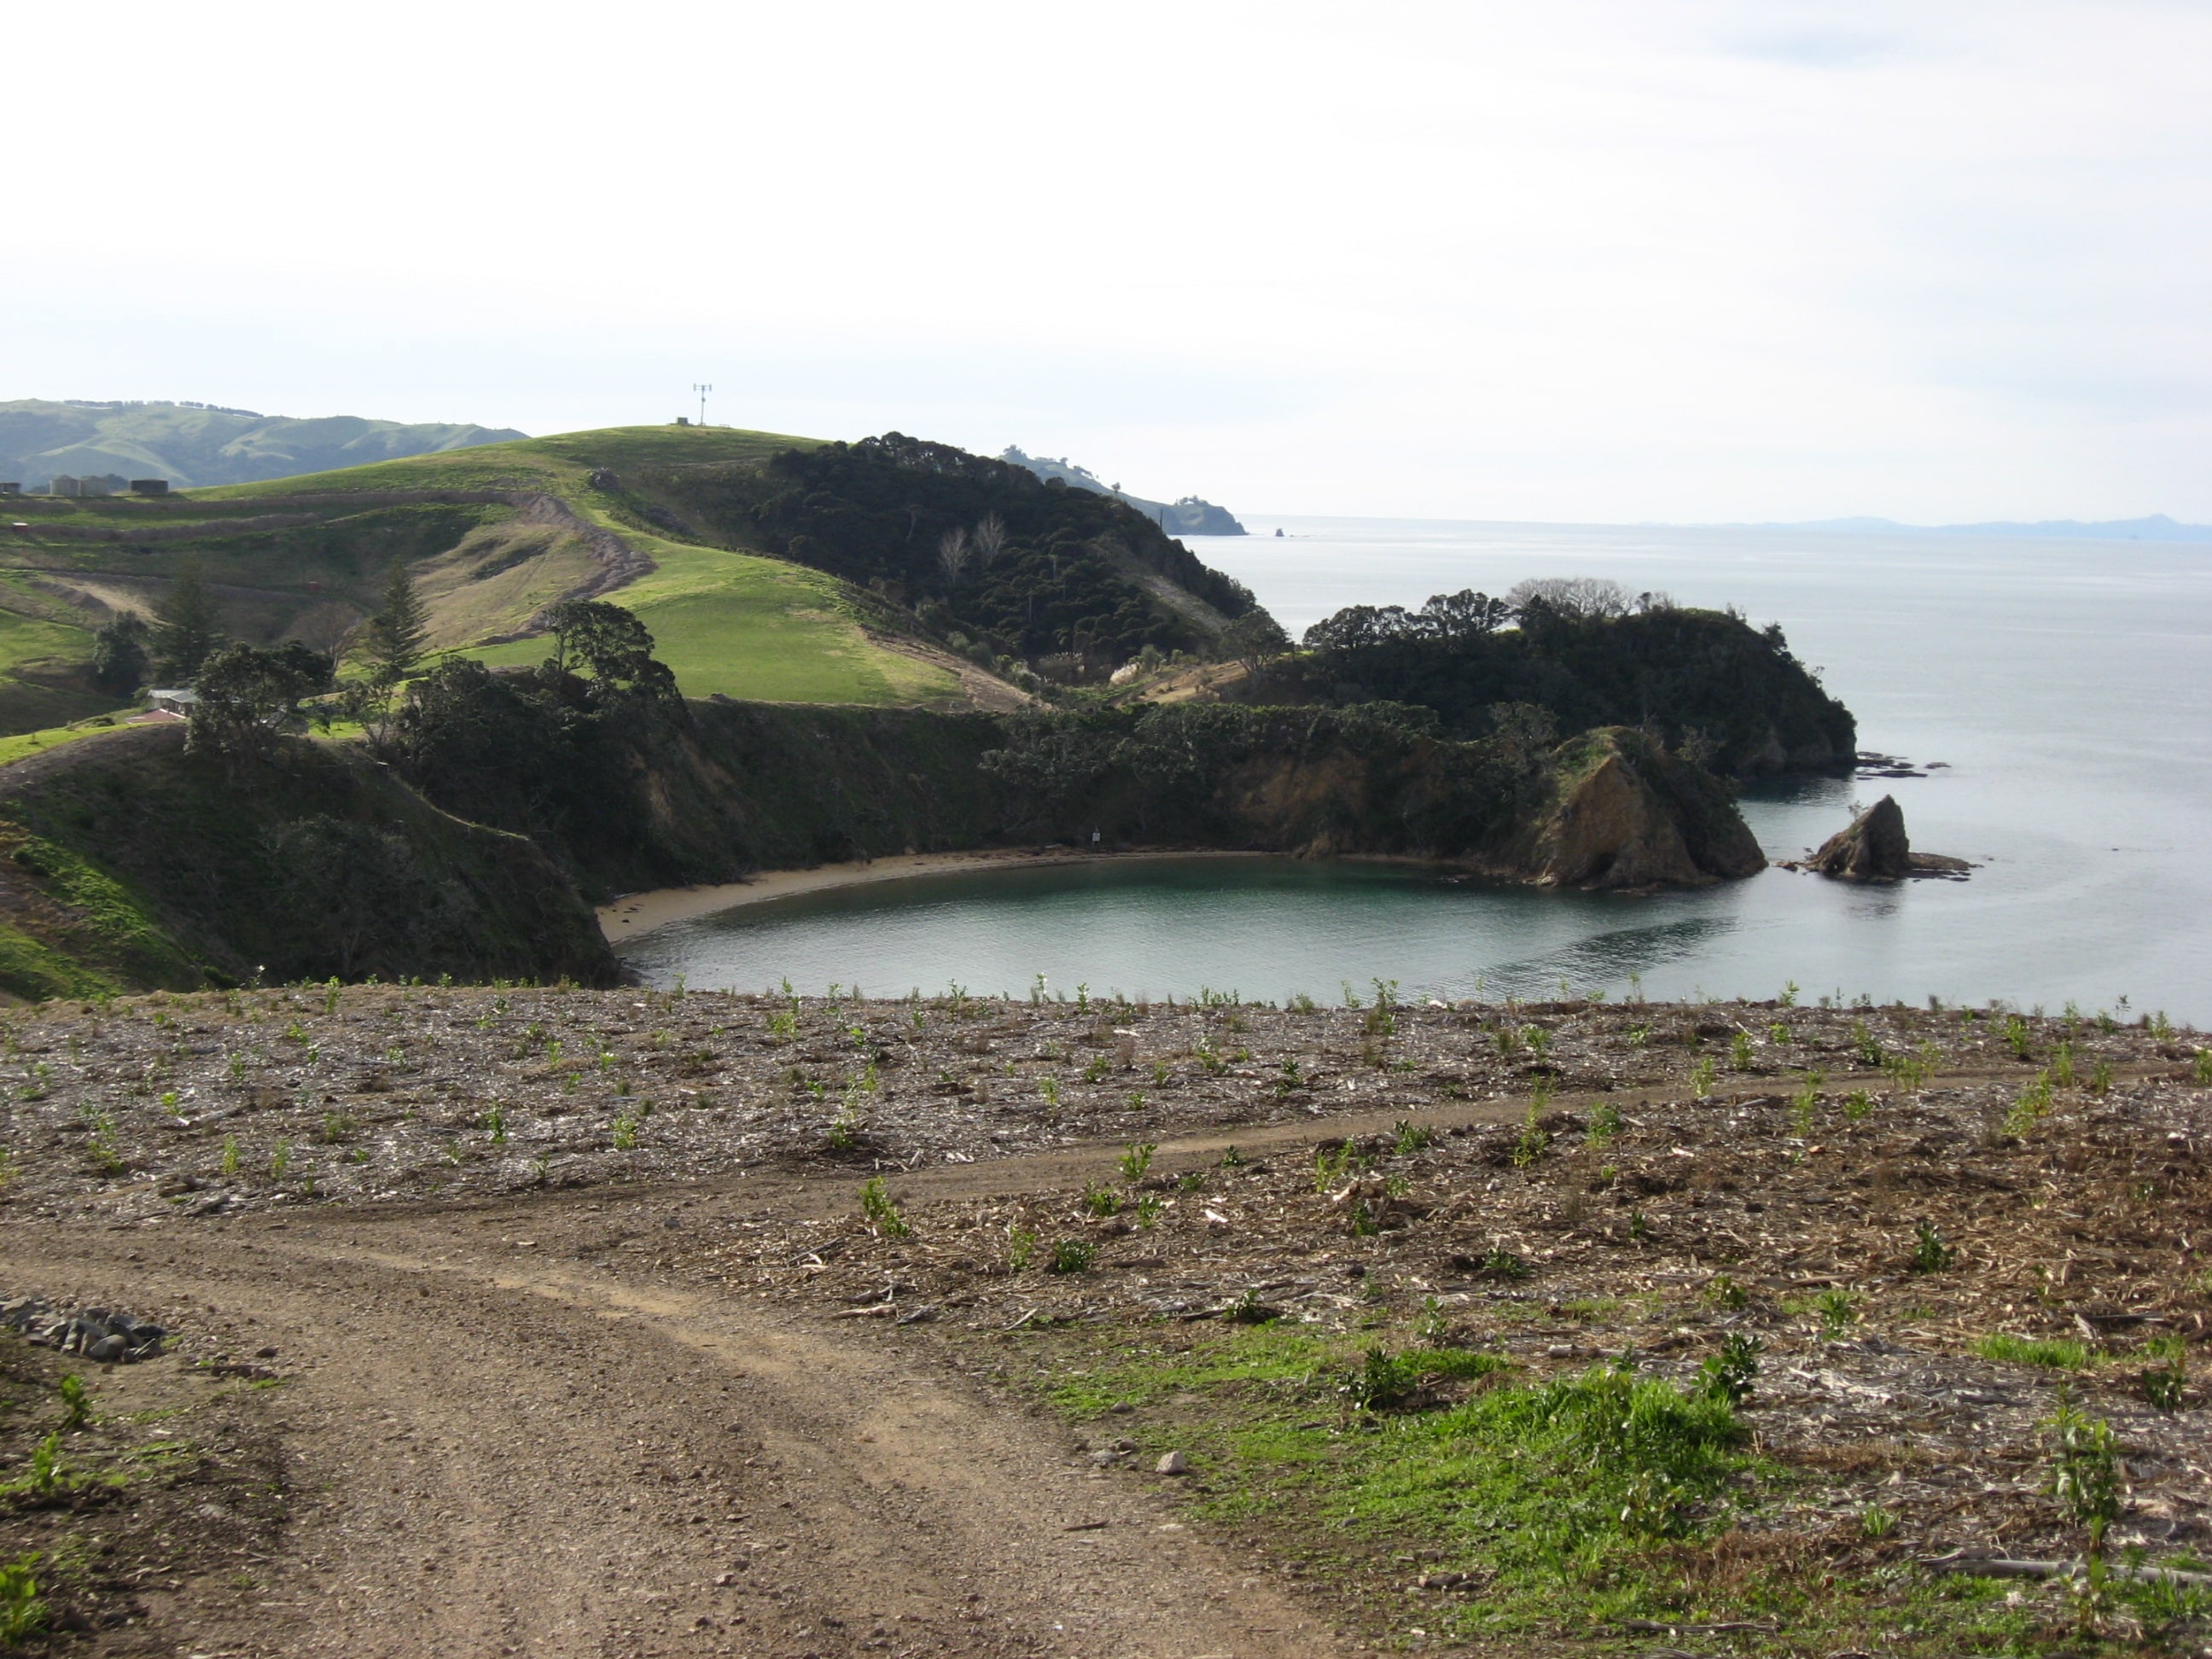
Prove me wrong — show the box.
[152,562,224,683]
[541,599,682,709]
[186,643,334,766]
[362,562,429,679]
[91,613,152,696]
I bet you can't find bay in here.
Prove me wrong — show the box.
[624,517,2212,1023]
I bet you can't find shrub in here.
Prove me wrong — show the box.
[1697,1334,1762,1406]
[1047,1237,1095,1275]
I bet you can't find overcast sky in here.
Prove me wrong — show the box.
[8,0,2209,521]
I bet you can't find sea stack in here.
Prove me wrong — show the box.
[1808,795,1912,882]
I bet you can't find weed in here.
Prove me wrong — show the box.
[1135,1193,1164,1228]
[56,1375,90,1432]
[1852,1022,1883,1067]
[1789,1072,1824,1138]
[318,1110,358,1144]
[1288,992,1318,1014]
[1227,1288,1278,1325]
[2150,1010,2174,1042]
[1703,1273,1747,1310]
[2139,1336,2187,1412]
[1175,1169,1206,1194]
[1812,1288,1859,1337]
[1081,1180,1122,1218]
[1696,1334,1762,1406]
[2002,1072,2054,1137]
[2090,1057,2113,1094]
[1038,1074,1061,1110]
[1150,1059,1171,1087]
[1842,1088,1873,1122]
[2047,1400,2122,1562]
[1583,1100,1624,1146]
[220,1138,240,1178]
[1125,1090,1147,1112]
[2050,1042,2076,1090]
[1118,1141,1155,1182]
[2005,1016,2034,1060]
[1220,1145,1246,1168]
[1909,1220,1956,1272]
[1689,1056,1716,1097]
[1081,1055,1109,1084]
[269,1139,292,1180]
[1416,1296,1448,1344]
[1511,1098,1551,1167]
[0,1554,42,1643]
[1006,1226,1038,1272]
[1730,1030,1753,1070]
[610,1109,641,1151]
[1976,1333,2090,1369]
[859,1176,911,1238]
[1047,1237,1095,1275]
[483,1105,507,1146]
[1479,1246,1532,1279]
[2194,1049,2212,1086]
[1860,1504,1898,1539]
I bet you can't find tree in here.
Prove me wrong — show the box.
[936,525,970,584]
[971,513,1007,567]
[91,614,152,696]
[1505,576,1632,621]
[540,599,682,710]
[361,562,429,679]
[186,643,334,765]
[1218,611,1290,676]
[152,562,224,682]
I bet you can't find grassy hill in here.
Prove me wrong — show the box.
[0,399,522,491]
[0,422,1272,735]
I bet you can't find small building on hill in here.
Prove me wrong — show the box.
[130,479,168,496]
[146,687,199,715]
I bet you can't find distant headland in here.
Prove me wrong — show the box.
[1001,445,1245,535]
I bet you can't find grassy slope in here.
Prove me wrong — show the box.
[187,426,961,706]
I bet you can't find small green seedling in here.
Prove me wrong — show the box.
[859,1176,911,1238]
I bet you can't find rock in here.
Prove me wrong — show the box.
[1155,1450,1190,1476]
[1519,728,1766,890]
[1807,795,1911,882]
[88,1334,127,1362]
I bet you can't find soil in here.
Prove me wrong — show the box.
[0,987,2206,1656]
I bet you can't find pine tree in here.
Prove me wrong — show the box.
[363,563,428,679]
[151,562,223,683]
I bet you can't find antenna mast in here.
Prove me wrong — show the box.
[693,383,713,428]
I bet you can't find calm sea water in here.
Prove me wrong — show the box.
[626,518,2212,1024]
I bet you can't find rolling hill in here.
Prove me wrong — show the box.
[0,399,523,492]
[0,423,1270,734]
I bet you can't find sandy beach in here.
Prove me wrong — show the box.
[595,847,1266,941]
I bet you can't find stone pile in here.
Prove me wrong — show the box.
[1,1295,171,1363]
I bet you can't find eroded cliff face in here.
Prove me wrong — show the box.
[1513,729,1767,891]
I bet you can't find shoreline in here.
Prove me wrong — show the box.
[597,847,1274,941]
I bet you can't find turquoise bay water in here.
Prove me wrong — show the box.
[626,518,2212,1023]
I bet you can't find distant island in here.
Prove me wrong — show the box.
[1001,445,1245,535]
[0,399,525,492]
[1766,512,2212,543]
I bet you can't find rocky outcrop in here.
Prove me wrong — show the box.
[1519,728,1767,891]
[1795,794,1973,882]
[1808,795,1912,881]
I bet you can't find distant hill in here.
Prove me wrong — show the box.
[1776,513,2212,543]
[1001,446,1244,536]
[0,399,525,492]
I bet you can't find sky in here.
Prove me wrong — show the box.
[8,0,2210,522]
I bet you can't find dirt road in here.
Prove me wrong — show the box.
[12,1185,1347,1659]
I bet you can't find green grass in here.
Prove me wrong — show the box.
[469,538,957,705]
[0,719,135,771]
[1972,1333,2093,1370]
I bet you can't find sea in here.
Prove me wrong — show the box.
[623,517,2212,1026]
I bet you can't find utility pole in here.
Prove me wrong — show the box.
[693,383,713,428]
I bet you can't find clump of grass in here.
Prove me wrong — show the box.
[859,1176,911,1238]
[1976,1332,2091,1370]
